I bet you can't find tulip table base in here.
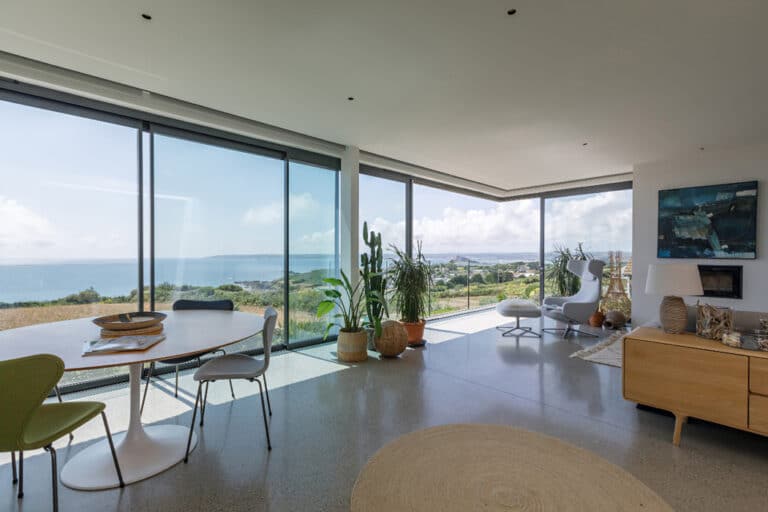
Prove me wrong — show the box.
[60,363,198,490]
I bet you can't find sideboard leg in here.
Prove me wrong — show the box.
[673,414,687,446]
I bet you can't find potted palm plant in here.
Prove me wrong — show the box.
[390,243,432,347]
[316,270,369,362]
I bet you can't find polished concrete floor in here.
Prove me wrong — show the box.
[2,310,768,511]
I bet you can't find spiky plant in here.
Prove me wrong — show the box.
[389,242,432,323]
[361,221,388,338]
[545,242,591,296]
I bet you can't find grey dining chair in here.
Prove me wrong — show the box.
[141,299,236,415]
[184,307,277,462]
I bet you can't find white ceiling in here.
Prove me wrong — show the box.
[1,0,767,191]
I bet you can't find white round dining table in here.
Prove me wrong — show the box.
[0,310,264,490]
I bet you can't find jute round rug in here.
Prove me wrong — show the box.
[351,424,673,512]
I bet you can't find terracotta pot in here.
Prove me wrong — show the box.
[589,311,605,328]
[402,319,427,347]
[337,329,368,362]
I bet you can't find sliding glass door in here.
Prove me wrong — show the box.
[153,131,286,349]
[0,99,141,385]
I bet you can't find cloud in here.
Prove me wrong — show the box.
[242,193,318,226]
[0,197,55,257]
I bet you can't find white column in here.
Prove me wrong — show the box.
[339,145,360,282]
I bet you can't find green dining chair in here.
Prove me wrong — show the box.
[0,354,124,512]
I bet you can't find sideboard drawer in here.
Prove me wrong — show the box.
[749,394,768,434]
[624,338,748,429]
[750,358,768,396]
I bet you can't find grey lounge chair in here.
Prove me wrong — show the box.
[141,299,235,415]
[542,259,605,338]
[184,307,277,462]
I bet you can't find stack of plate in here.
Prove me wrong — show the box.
[93,312,167,338]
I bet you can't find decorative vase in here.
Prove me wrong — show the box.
[337,329,368,362]
[402,319,427,347]
[603,310,627,330]
[588,311,605,328]
[375,320,409,357]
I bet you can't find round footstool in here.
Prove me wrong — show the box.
[495,299,541,337]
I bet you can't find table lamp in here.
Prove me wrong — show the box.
[645,263,703,334]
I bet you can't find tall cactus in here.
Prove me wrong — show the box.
[361,221,388,338]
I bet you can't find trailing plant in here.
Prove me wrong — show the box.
[361,221,388,338]
[316,270,367,339]
[545,242,591,296]
[389,242,432,323]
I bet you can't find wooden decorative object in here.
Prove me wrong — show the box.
[696,302,733,340]
[659,296,687,333]
[93,312,167,331]
[374,320,408,357]
[100,324,164,338]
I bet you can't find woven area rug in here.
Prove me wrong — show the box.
[351,424,673,512]
[569,330,625,368]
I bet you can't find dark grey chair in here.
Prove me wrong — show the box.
[184,307,277,462]
[140,299,236,415]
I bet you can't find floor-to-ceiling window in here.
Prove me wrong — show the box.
[412,184,541,315]
[0,99,140,385]
[359,173,407,253]
[544,189,633,317]
[153,131,286,350]
[287,161,339,344]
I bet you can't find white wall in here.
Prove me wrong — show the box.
[632,142,768,326]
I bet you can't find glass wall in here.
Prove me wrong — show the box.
[412,184,541,315]
[288,161,339,343]
[544,189,633,318]
[153,133,286,349]
[0,99,140,385]
[359,173,407,253]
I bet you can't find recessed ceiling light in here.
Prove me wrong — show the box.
[699,146,705,151]
[582,142,588,146]
[141,13,152,20]
[507,9,517,16]
[348,97,355,101]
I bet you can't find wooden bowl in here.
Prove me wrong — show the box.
[93,312,167,331]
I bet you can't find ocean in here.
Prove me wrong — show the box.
[0,251,627,303]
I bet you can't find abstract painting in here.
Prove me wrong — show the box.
[658,181,757,259]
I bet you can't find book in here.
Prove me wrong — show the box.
[83,334,166,356]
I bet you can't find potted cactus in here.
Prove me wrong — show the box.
[361,221,389,349]
[389,242,432,347]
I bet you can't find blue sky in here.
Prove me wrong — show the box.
[1,99,632,263]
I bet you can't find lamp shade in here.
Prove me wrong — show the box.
[645,263,703,297]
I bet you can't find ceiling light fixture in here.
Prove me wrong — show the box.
[507,9,517,15]
[141,13,152,20]
[348,97,355,101]
[582,142,588,146]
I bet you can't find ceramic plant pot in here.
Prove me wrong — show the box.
[402,319,427,347]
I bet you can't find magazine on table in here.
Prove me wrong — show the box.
[83,334,166,356]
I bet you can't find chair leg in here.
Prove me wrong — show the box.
[174,365,180,398]
[262,374,272,416]
[44,445,58,512]
[17,450,23,498]
[184,382,202,463]
[101,412,124,487]
[141,361,155,416]
[228,379,236,400]
[54,386,74,442]
[11,451,17,485]
[200,381,210,427]
[255,379,272,450]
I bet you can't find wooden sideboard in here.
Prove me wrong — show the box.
[623,327,768,445]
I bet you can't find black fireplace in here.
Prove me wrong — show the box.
[698,265,743,299]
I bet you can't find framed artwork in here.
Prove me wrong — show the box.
[658,181,757,259]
